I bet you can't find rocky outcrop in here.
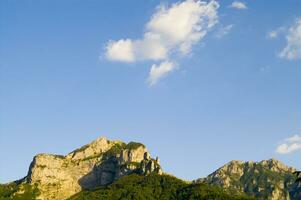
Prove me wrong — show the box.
[196,159,300,200]
[6,137,300,200]
[139,153,162,175]
[21,137,163,200]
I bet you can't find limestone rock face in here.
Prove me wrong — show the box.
[119,145,146,163]
[66,137,113,161]
[139,152,162,175]
[196,159,300,200]
[22,137,163,200]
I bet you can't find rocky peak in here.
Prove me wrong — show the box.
[22,137,162,200]
[140,152,162,175]
[66,137,118,160]
[198,159,298,200]
[218,160,245,176]
[259,158,295,173]
[209,159,295,178]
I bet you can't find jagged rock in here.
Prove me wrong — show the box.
[18,137,163,200]
[196,159,300,200]
[139,152,162,176]
[156,156,160,164]
[118,145,146,164]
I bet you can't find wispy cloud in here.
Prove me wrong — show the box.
[279,19,301,60]
[105,0,219,86]
[268,31,278,39]
[230,1,247,10]
[267,27,285,39]
[276,134,301,154]
[215,24,234,39]
[148,61,176,86]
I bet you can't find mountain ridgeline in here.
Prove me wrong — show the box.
[0,136,300,200]
[1,137,162,200]
[196,159,301,200]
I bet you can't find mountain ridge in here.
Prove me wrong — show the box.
[0,136,300,200]
[6,137,162,200]
[196,158,300,200]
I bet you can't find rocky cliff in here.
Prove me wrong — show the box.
[18,137,162,200]
[196,159,301,200]
[2,137,300,200]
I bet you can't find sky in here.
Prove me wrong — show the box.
[1,0,301,183]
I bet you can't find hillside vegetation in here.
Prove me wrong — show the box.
[0,182,39,200]
[68,174,257,200]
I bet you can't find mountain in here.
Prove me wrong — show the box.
[0,136,300,200]
[0,137,162,200]
[196,159,301,200]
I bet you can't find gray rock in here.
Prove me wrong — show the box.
[20,137,163,200]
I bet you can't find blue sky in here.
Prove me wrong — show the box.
[1,0,301,183]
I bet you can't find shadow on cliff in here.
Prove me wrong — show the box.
[78,152,162,190]
[78,158,118,189]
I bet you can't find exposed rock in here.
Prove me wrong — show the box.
[139,152,162,175]
[20,137,163,200]
[7,136,300,200]
[196,159,300,200]
[65,137,114,160]
[118,145,146,163]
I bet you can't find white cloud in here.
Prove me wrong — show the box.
[146,0,219,55]
[148,61,175,86]
[215,24,234,38]
[285,134,301,143]
[276,143,301,154]
[279,19,301,60]
[106,39,135,62]
[105,0,219,85]
[276,134,301,154]
[230,1,247,10]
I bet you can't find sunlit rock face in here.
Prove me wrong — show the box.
[196,159,300,200]
[24,137,163,200]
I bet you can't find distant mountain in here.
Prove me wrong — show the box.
[196,159,301,200]
[0,136,300,200]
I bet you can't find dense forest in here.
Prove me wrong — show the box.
[68,174,256,200]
